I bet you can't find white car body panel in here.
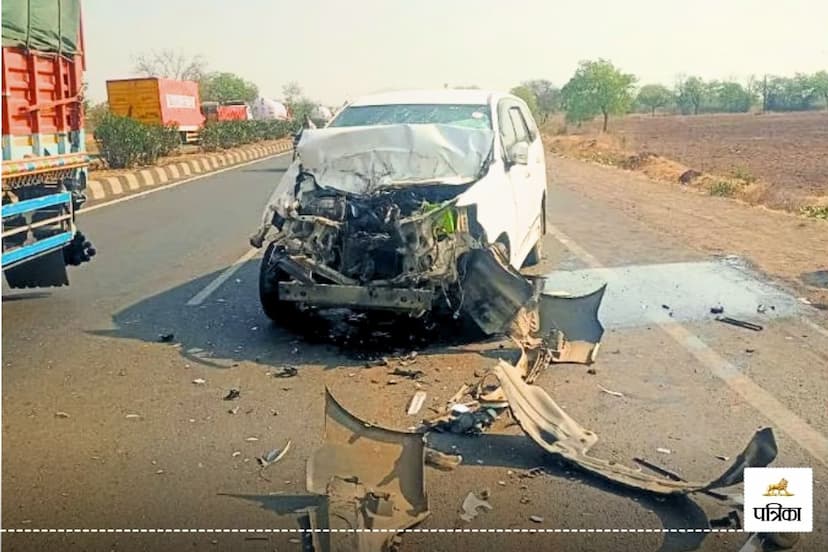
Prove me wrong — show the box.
[257,89,547,270]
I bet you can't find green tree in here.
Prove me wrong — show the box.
[676,76,706,115]
[522,79,562,123]
[766,74,818,111]
[200,72,258,103]
[281,82,317,130]
[636,84,673,116]
[811,71,828,110]
[509,85,540,118]
[708,80,753,113]
[561,59,636,131]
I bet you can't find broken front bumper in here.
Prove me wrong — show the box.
[279,281,434,313]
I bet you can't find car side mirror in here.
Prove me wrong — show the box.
[507,141,529,166]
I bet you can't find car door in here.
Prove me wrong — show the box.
[494,99,524,266]
[500,101,543,263]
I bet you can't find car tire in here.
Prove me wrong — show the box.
[523,236,543,267]
[259,241,292,321]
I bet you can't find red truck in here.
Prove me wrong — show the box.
[201,101,251,123]
[2,0,95,288]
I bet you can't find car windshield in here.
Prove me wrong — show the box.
[328,104,492,130]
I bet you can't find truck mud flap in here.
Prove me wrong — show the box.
[4,249,68,288]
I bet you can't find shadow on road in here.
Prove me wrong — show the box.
[87,258,494,372]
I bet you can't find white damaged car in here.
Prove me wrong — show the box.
[251,89,549,326]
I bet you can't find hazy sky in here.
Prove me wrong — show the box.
[85,0,828,105]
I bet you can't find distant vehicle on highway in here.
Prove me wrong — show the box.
[106,77,205,143]
[201,101,251,123]
[252,89,548,321]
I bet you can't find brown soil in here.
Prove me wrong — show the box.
[549,152,828,309]
[547,111,828,211]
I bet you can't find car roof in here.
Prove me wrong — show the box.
[347,89,504,107]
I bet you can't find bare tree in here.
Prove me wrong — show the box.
[133,50,207,81]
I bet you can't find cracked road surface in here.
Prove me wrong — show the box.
[3,151,827,551]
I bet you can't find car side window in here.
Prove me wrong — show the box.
[508,107,530,144]
[497,101,518,154]
[517,104,539,142]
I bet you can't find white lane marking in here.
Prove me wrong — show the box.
[546,223,828,466]
[185,248,260,306]
[81,152,290,214]
[800,316,828,340]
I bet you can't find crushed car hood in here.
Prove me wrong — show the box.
[297,123,494,193]
[254,124,493,237]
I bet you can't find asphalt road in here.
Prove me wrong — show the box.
[2,152,827,552]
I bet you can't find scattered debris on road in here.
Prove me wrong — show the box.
[425,448,462,471]
[273,365,298,378]
[302,388,430,551]
[390,366,425,380]
[257,440,291,468]
[529,515,544,524]
[192,378,206,385]
[459,491,493,522]
[407,391,427,415]
[656,447,672,455]
[124,413,141,420]
[715,316,763,331]
[223,388,241,401]
[598,384,624,398]
[492,359,778,495]
[710,305,725,314]
[158,333,175,343]
[54,411,70,418]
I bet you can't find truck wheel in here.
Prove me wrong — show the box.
[259,242,292,322]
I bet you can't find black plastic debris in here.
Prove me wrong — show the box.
[158,333,175,343]
[273,366,298,378]
[715,316,763,332]
[223,388,241,401]
[710,305,725,315]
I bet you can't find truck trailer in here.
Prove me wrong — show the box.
[106,77,205,143]
[2,0,95,288]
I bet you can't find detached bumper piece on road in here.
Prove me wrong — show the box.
[242,388,429,552]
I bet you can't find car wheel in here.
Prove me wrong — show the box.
[259,241,293,321]
[523,236,543,267]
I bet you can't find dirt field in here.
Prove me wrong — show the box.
[555,111,828,210]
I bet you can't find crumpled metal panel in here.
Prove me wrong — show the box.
[306,388,430,551]
[535,285,607,364]
[297,124,494,193]
[492,360,778,495]
[460,248,534,335]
